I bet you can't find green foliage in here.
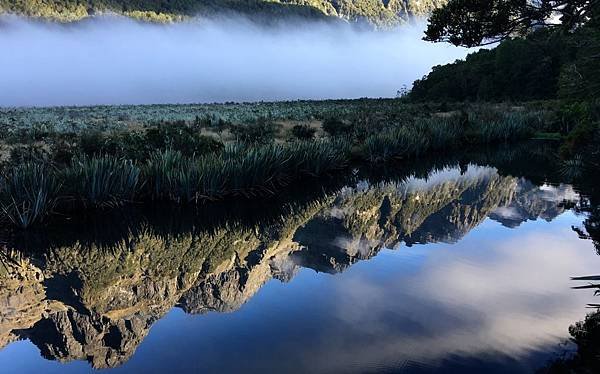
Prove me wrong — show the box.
[467,110,540,143]
[144,149,187,201]
[143,139,349,202]
[0,0,445,26]
[425,0,596,47]
[291,124,316,140]
[79,124,224,161]
[362,111,538,162]
[412,29,572,102]
[322,117,353,137]
[286,138,350,176]
[231,118,278,144]
[0,163,59,228]
[9,143,52,164]
[144,122,224,157]
[0,100,558,229]
[558,28,600,100]
[364,126,425,163]
[560,121,599,158]
[0,99,405,136]
[65,155,141,208]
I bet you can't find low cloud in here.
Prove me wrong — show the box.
[0,15,471,107]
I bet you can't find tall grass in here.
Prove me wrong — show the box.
[65,155,140,208]
[362,111,539,163]
[0,107,540,229]
[0,163,59,228]
[143,140,350,202]
[468,111,540,143]
[363,118,460,163]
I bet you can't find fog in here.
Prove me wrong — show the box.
[0,15,472,107]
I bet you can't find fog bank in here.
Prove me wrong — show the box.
[0,15,471,107]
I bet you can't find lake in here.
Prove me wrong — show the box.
[1,143,598,373]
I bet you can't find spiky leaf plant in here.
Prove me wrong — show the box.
[66,155,140,208]
[0,163,59,229]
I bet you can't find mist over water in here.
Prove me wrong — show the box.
[0,15,471,107]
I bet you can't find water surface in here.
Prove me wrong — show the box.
[1,145,598,373]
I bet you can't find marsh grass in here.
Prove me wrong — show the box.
[363,118,460,163]
[65,155,140,208]
[0,163,59,228]
[363,111,542,163]
[560,155,587,180]
[0,104,552,229]
[143,139,350,203]
[467,110,541,143]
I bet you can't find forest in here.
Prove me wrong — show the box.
[410,27,600,102]
[410,0,599,174]
[0,0,446,25]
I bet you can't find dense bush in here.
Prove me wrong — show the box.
[291,124,316,140]
[362,110,539,163]
[231,118,278,144]
[322,117,353,137]
[78,124,224,160]
[411,29,576,102]
[144,139,350,203]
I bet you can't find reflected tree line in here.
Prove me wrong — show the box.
[0,141,597,370]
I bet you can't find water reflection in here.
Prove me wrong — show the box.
[0,144,598,372]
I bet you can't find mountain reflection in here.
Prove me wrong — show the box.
[0,162,585,369]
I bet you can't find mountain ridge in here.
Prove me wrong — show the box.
[0,0,446,26]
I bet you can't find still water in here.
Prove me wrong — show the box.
[1,145,599,373]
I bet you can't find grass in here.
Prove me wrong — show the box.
[143,139,351,203]
[0,100,557,229]
[532,132,562,140]
[0,139,351,228]
[65,155,141,208]
[0,163,59,228]
[361,111,542,163]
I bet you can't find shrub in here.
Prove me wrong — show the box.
[291,125,316,140]
[9,143,52,165]
[79,130,106,156]
[560,121,599,158]
[145,124,224,156]
[144,149,218,203]
[231,118,278,144]
[322,117,353,137]
[144,149,185,201]
[468,110,538,143]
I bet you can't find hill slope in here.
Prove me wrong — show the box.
[0,0,446,26]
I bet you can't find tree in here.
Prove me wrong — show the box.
[424,0,600,47]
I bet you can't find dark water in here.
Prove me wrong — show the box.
[1,143,599,373]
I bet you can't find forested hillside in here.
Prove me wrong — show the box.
[0,0,446,25]
[411,0,600,172]
[411,0,600,102]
